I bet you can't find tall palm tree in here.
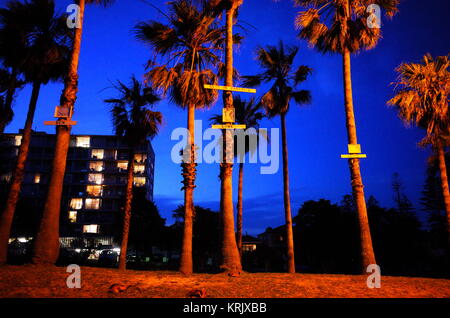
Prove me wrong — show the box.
[203,0,244,275]
[105,76,162,270]
[210,96,264,255]
[388,54,450,245]
[134,0,222,274]
[32,0,114,265]
[243,41,312,273]
[0,0,71,265]
[295,0,400,271]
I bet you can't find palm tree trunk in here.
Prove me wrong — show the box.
[0,81,41,264]
[219,3,242,274]
[0,68,18,134]
[280,113,295,273]
[436,142,450,246]
[236,162,244,256]
[342,50,376,272]
[179,103,196,274]
[32,0,85,265]
[118,150,135,270]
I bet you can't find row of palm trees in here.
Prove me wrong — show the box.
[0,0,73,264]
[0,0,448,276]
[0,0,115,265]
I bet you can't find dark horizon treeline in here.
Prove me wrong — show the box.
[2,166,448,278]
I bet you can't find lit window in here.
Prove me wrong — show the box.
[85,198,100,210]
[134,154,147,163]
[91,149,104,159]
[68,211,77,223]
[117,161,128,171]
[76,136,90,148]
[133,177,146,187]
[88,173,103,185]
[134,164,145,174]
[89,161,103,172]
[242,244,257,252]
[0,173,12,182]
[34,173,41,184]
[86,185,102,197]
[70,198,83,210]
[14,135,22,146]
[83,224,99,233]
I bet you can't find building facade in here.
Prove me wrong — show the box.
[0,131,155,248]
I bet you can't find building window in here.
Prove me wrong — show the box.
[134,153,147,163]
[85,198,101,210]
[70,198,83,210]
[83,224,99,234]
[134,164,145,174]
[133,177,146,187]
[91,149,104,159]
[88,173,103,185]
[117,161,128,171]
[76,136,90,148]
[68,211,77,223]
[34,173,41,184]
[0,173,12,182]
[86,185,102,197]
[118,176,127,184]
[242,244,257,253]
[89,161,103,172]
[14,135,23,146]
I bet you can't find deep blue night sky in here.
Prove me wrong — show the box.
[2,0,450,234]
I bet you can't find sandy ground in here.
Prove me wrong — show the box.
[0,265,449,298]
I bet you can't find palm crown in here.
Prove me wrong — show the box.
[388,54,450,147]
[243,41,312,117]
[1,0,72,84]
[134,0,226,109]
[21,0,72,84]
[105,76,163,148]
[295,0,399,54]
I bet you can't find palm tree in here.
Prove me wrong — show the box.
[134,0,222,274]
[243,41,312,273]
[295,0,400,271]
[203,0,244,275]
[388,54,450,245]
[210,96,264,255]
[32,0,114,265]
[105,76,162,270]
[0,0,71,265]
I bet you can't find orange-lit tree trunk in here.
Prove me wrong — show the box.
[118,151,135,270]
[220,3,242,274]
[0,81,41,264]
[280,113,295,273]
[32,0,85,265]
[437,142,450,245]
[236,162,244,255]
[179,103,196,274]
[342,50,376,272]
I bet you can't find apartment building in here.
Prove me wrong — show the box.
[0,131,155,248]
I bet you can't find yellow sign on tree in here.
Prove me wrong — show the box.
[204,84,256,94]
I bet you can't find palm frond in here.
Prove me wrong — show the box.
[105,75,163,146]
[243,40,312,117]
[388,54,450,147]
[295,0,400,54]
